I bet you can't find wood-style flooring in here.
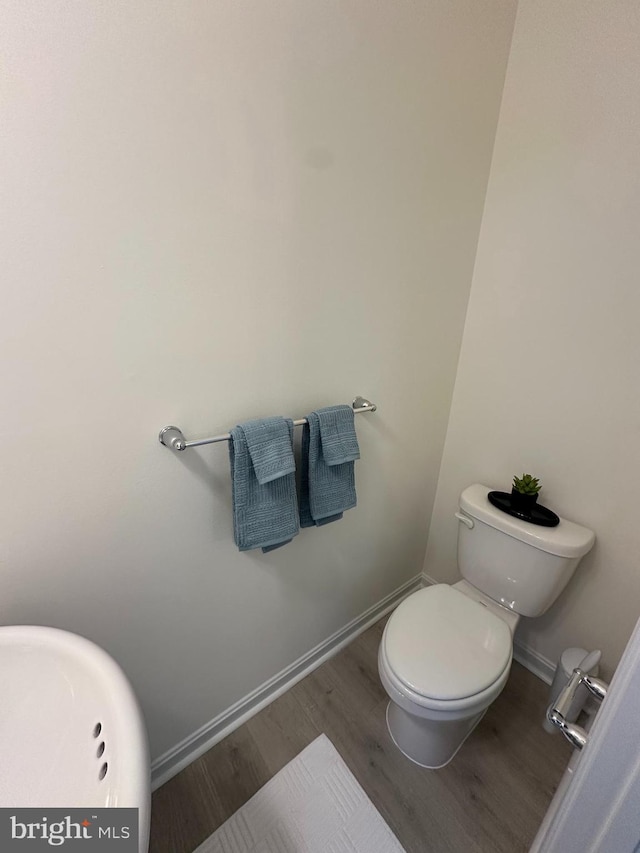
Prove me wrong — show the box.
[150,617,571,853]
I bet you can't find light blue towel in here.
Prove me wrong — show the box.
[242,416,296,484]
[229,417,299,552]
[300,405,360,528]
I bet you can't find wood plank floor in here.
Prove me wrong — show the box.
[150,617,571,852]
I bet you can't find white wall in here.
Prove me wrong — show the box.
[0,1,515,762]
[425,0,640,678]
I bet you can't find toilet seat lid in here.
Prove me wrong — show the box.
[383,585,512,702]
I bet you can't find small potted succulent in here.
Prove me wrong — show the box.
[511,473,541,510]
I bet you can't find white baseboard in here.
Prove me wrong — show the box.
[421,572,556,685]
[151,572,423,790]
[513,641,556,685]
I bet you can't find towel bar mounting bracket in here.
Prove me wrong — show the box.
[158,426,187,452]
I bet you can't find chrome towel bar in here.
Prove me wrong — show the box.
[159,396,377,452]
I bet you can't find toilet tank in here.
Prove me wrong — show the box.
[456,484,595,618]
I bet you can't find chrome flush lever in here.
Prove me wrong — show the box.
[547,667,609,749]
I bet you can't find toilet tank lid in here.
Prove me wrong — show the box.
[460,484,595,558]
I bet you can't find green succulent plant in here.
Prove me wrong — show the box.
[512,473,541,495]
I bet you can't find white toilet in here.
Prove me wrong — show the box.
[378,483,595,769]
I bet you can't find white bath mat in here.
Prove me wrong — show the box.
[193,734,406,853]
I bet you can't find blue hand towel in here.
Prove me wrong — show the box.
[300,405,360,528]
[229,417,299,552]
[242,416,297,484]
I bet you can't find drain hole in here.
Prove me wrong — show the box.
[97,742,105,758]
[93,723,102,738]
[99,762,108,780]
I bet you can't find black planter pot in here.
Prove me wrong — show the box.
[510,488,539,510]
[488,489,559,526]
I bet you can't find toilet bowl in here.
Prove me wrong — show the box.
[379,582,516,767]
[379,484,595,768]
